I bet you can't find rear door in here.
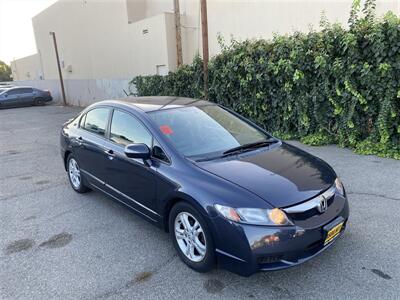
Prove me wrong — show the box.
[73,107,111,186]
[1,89,21,107]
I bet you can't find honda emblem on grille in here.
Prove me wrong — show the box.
[317,196,328,213]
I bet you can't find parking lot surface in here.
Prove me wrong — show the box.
[1,105,399,299]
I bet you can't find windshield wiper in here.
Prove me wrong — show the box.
[222,139,278,156]
[195,139,278,162]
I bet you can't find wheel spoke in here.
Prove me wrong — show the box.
[192,221,200,231]
[175,228,185,240]
[185,243,191,257]
[180,213,191,230]
[189,244,195,259]
[194,237,206,256]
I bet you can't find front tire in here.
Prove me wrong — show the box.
[67,155,90,193]
[169,202,215,272]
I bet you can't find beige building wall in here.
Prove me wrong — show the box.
[127,0,399,63]
[10,54,41,81]
[30,0,176,80]
[128,12,177,75]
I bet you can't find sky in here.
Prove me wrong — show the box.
[0,0,57,65]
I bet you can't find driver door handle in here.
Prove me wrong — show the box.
[105,149,115,160]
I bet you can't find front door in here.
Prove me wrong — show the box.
[2,89,21,107]
[103,109,158,216]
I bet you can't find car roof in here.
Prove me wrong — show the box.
[7,86,33,89]
[101,96,215,112]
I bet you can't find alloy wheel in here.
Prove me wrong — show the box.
[68,158,81,189]
[174,212,207,262]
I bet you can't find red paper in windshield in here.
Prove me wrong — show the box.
[160,125,173,135]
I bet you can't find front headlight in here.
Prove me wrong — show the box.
[214,204,293,226]
[335,178,345,196]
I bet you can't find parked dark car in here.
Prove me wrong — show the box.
[0,86,52,108]
[60,97,349,276]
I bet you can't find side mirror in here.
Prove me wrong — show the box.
[124,143,150,159]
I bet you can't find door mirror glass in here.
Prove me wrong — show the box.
[124,143,150,159]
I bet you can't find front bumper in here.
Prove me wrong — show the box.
[210,194,349,276]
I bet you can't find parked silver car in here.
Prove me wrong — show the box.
[0,86,53,108]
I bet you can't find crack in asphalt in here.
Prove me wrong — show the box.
[0,182,66,202]
[1,203,92,232]
[347,191,400,202]
[44,202,92,222]
[94,254,178,300]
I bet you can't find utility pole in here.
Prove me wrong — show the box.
[200,0,209,99]
[173,0,183,67]
[49,31,67,106]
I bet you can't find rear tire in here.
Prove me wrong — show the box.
[169,202,215,273]
[67,155,90,193]
[34,98,45,106]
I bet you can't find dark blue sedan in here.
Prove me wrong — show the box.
[60,97,349,276]
[0,86,52,108]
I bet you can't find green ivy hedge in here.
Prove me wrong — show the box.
[131,3,400,159]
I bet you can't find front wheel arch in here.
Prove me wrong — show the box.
[162,194,211,233]
[64,150,72,171]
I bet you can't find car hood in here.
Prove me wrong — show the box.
[196,143,336,208]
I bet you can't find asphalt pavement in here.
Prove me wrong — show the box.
[1,105,399,299]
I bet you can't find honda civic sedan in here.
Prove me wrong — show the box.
[60,96,349,276]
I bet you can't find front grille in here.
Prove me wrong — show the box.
[283,186,336,221]
[287,195,335,221]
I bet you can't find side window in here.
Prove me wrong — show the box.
[110,110,152,147]
[8,89,21,95]
[82,108,109,137]
[152,139,169,163]
[20,88,33,94]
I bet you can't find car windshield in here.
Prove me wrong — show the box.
[149,105,271,160]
